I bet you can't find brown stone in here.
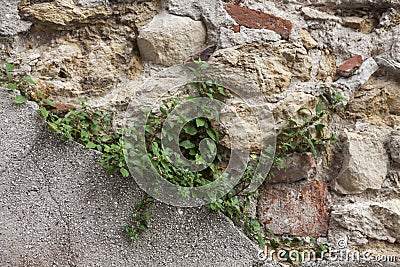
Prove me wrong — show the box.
[299,29,318,50]
[338,55,363,73]
[49,101,76,115]
[224,4,292,39]
[257,180,329,237]
[268,152,317,184]
[342,16,364,29]
[230,25,241,33]
[346,76,400,125]
[360,18,377,34]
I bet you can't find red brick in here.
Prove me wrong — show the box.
[268,152,317,184]
[257,180,329,237]
[224,4,292,39]
[338,55,363,73]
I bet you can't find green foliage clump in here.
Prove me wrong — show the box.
[41,100,129,178]
[125,196,154,241]
[0,61,128,178]
[1,61,36,104]
[277,98,338,159]
[142,59,267,246]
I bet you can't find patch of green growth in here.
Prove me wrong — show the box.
[276,96,339,160]
[1,61,37,104]
[0,62,129,178]
[208,153,266,247]
[41,99,129,178]
[141,59,268,247]
[137,59,342,249]
[144,98,223,188]
[124,196,154,241]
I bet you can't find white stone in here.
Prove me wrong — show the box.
[301,7,342,22]
[333,129,389,194]
[137,12,207,66]
[165,0,235,42]
[76,0,108,8]
[0,0,31,35]
[331,199,400,243]
[219,27,281,49]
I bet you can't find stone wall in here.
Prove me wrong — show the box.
[1,0,399,261]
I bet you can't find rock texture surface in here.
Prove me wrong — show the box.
[391,133,400,164]
[331,199,400,243]
[137,12,207,66]
[0,0,31,35]
[210,41,312,99]
[268,152,317,184]
[333,130,389,195]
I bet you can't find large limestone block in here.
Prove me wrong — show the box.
[332,199,400,243]
[137,12,207,66]
[333,130,389,194]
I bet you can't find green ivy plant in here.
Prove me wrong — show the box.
[276,97,338,160]
[1,61,36,104]
[137,59,267,246]
[125,196,154,241]
[41,99,129,178]
[0,61,129,178]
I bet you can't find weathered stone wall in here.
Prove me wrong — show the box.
[1,0,400,262]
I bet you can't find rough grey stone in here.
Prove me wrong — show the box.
[76,0,109,8]
[331,199,400,243]
[165,0,235,43]
[0,89,262,266]
[375,28,400,77]
[137,12,207,66]
[310,0,400,9]
[376,56,400,75]
[390,133,400,164]
[267,152,317,184]
[0,0,31,36]
[219,27,281,48]
[301,7,342,22]
[311,23,378,65]
[333,129,389,195]
[0,90,45,171]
